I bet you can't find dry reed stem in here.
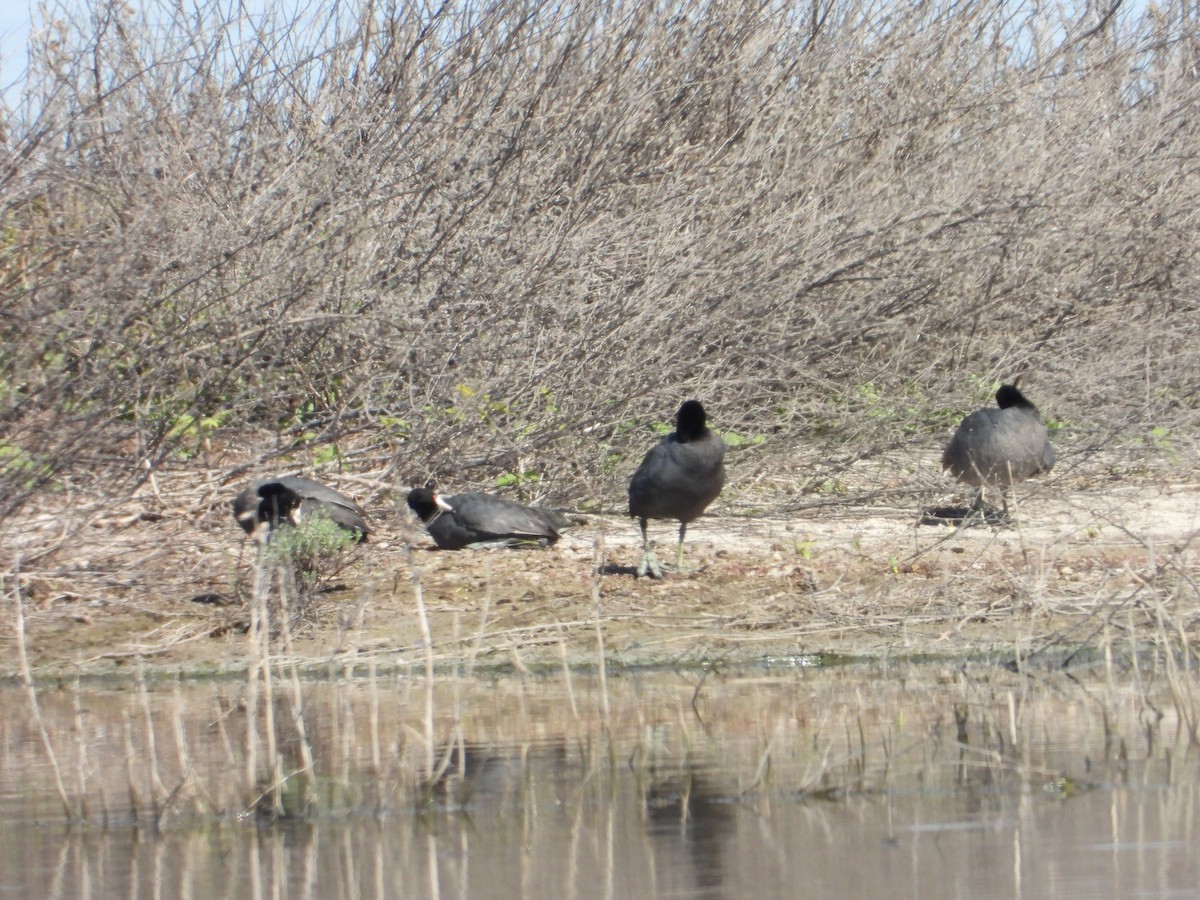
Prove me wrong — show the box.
[557,622,580,720]
[170,688,195,816]
[368,655,382,775]
[136,663,168,818]
[8,569,74,819]
[70,679,95,822]
[279,584,317,807]
[123,714,141,821]
[260,592,282,817]
[592,531,610,729]
[11,652,1200,828]
[244,557,266,811]
[411,554,437,782]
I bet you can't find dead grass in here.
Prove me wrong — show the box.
[1,446,1196,679]
[1,4,1199,782]
[0,0,1198,523]
[2,629,1195,827]
[3,449,1197,826]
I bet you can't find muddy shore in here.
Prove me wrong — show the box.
[5,451,1196,680]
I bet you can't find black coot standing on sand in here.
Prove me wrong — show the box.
[233,476,371,542]
[628,399,726,578]
[942,380,1055,518]
[406,487,575,550]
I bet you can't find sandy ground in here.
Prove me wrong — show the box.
[4,452,1198,678]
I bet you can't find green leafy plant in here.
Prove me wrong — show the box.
[166,409,234,458]
[0,440,53,489]
[601,452,627,474]
[380,416,411,438]
[495,469,542,490]
[312,445,341,467]
[261,512,361,614]
[1147,426,1178,462]
[853,380,965,434]
[719,429,766,448]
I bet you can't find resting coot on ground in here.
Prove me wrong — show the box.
[233,476,370,542]
[406,488,574,550]
[628,399,726,578]
[942,380,1055,518]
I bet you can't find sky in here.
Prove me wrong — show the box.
[0,1,311,103]
[0,0,1160,106]
[0,2,30,98]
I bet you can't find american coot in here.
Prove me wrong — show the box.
[628,399,726,578]
[942,380,1055,517]
[233,476,371,542]
[406,487,575,550]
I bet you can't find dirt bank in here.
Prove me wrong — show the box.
[4,456,1198,679]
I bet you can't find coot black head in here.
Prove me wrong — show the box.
[675,400,710,441]
[995,382,1036,411]
[405,487,452,523]
[233,476,370,542]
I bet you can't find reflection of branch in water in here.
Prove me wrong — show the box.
[644,765,739,894]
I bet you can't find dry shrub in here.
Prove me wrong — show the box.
[1,0,1198,534]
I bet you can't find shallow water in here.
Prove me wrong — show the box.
[1,663,1198,899]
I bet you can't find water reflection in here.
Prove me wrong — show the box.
[643,767,737,899]
[1,664,1198,899]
